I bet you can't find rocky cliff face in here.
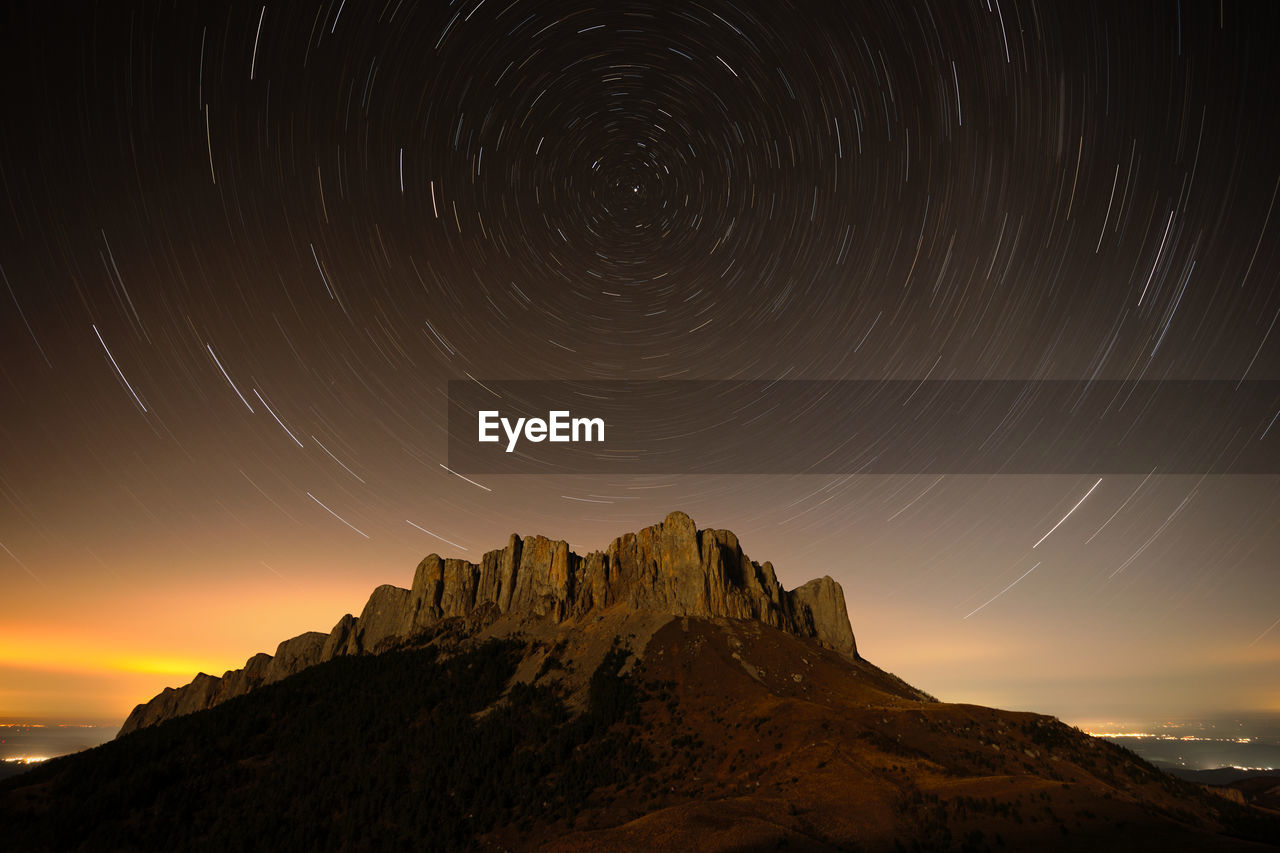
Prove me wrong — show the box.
[118,512,858,736]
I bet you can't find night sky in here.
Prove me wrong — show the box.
[1,0,1277,726]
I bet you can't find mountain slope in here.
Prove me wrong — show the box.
[5,615,1277,851]
[4,513,1277,851]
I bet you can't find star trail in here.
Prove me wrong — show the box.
[0,0,1277,725]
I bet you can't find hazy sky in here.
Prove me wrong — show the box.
[1,0,1277,727]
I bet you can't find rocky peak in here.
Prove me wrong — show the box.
[118,512,858,736]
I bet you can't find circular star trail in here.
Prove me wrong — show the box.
[0,0,1278,724]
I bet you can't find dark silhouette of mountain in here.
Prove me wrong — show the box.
[1228,777,1280,812]
[0,763,35,784]
[3,513,1278,851]
[1161,768,1280,812]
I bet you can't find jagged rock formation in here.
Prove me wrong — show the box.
[118,511,857,736]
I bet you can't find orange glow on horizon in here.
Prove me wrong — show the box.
[0,578,371,721]
[1,630,230,679]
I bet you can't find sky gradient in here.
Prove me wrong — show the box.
[1,0,1277,727]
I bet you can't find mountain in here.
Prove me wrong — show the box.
[1163,769,1280,812]
[118,511,857,736]
[3,512,1278,851]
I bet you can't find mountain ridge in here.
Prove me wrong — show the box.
[12,606,1275,850]
[119,511,857,736]
[9,511,1279,850]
